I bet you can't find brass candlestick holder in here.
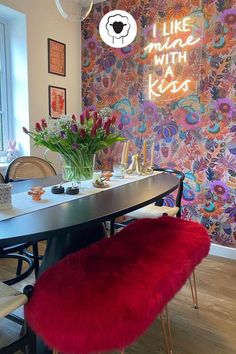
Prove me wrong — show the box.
[126,154,153,176]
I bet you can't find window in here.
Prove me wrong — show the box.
[0,20,9,153]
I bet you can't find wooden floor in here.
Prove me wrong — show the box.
[0,248,235,354]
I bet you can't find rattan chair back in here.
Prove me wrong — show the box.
[5,156,56,182]
[0,283,36,353]
[0,172,4,183]
[153,167,185,214]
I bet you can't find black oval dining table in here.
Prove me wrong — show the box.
[0,173,179,273]
[0,173,179,354]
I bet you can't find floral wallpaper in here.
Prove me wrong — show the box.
[82,0,236,247]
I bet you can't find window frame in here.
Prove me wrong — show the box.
[0,18,11,155]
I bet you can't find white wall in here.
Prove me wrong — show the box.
[0,0,82,170]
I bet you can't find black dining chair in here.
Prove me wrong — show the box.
[0,281,36,354]
[5,155,56,182]
[0,171,36,284]
[1,156,56,284]
[109,167,185,236]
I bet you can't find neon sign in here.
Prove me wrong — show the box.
[144,16,202,102]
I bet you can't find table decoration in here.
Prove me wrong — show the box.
[120,140,154,176]
[93,177,109,189]
[126,154,142,175]
[121,141,129,165]
[28,187,45,201]
[113,164,126,178]
[51,185,65,194]
[23,110,125,183]
[102,171,113,181]
[150,142,155,168]
[0,183,12,210]
[0,173,163,222]
[127,152,153,176]
[142,140,147,166]
[66,186,80,195]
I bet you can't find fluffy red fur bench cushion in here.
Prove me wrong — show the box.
[26,216,210,354]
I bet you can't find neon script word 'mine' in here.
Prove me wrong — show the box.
[145,17,201,100]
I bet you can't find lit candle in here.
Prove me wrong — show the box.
[121,142,127,164]
[150,142,155,167]
[143,140,147,165]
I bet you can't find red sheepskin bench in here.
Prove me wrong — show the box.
[26,216,210,354]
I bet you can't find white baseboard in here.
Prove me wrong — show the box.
[210,243,236,260]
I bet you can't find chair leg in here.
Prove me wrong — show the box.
[32,242,40,278]
[16,249,24,275]
[189,270,198,309]
[160,306,172,354]
[25,326,36,354]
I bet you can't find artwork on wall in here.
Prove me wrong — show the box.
[144,15,203,103]
[48,38,66,76]
[82,0,236,247]
[49,85,66,118]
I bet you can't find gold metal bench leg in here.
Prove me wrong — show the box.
[189,270,198,309]
[99,351,125,354]
[160,305,172,354]
[53,350,59,354]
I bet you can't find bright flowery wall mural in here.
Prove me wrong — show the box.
[82,0,236,247]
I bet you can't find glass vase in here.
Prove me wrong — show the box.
[60,153,95,182]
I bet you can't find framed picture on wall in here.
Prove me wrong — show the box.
[48,38,66,76]
[49,85,66,118]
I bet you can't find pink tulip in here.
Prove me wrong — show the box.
[103,121,107,130]
[80,114,85,125]
[41,118,47,129]
[71,124,78,133]
[72,143,79,150]
[80,128,86,139]
[72,114,76,121]
[91,126,97,138]
[84,109,90,120]
[111,115,116,124]
[104,119,111,135]
[106,119,112,130]
[35,122,42,132]
[96,117,102,129]
[92,111,98,125]
[118,122,123,130]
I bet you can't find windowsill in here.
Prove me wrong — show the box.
[0,162,9,176]
[0,162,9,166]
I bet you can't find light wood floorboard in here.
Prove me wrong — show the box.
[0,246,235,354]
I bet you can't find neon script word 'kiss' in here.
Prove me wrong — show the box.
[144,17,201,101]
